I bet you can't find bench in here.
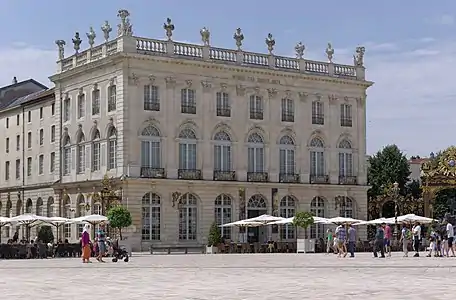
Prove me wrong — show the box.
[150,245,205,254]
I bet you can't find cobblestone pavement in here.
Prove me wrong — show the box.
[1,253,456,300]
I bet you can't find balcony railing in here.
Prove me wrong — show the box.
[340,118,353,127]
[144,102,160,111]
[309,175,329,184]
[178,169,202,180]
[250,111,263,120]
[312,114,324,125]
[281,113,294,122]
[181,105,196,114]
[339,175,357,185]
[247,172,268,182]
[279,173,300,183]
[213,170,236,181]
[140,167,165,178]
[216,107,231,117]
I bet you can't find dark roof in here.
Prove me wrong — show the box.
[0,79,47,93]
[0,79,51,110]
[6,88,55,109]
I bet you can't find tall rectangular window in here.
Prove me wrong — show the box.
[16,135,20,151]
[15,159,20,179]
[249,95,263,120]
[5,161,10,180]
[108,85,117,112]
[27,132,32,149]
[38,155,44,175]
[27,157,32,177]
[5,138,9,153]
[144,85,160,111]
[216,92,230,117]
[50,152,55,173]
[63,98,70,122]
[181,89,196,114]
[340,104,353,127]
[39,129,44,145]
[312,101,324,125]
[77,93,85,118]
[92,89,100,115]
[281,98,294,122]
[50,125,55,143]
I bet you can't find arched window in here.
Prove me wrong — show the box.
[339,196,354,218]
[16,199,22,216]
[92,129,101,171]
[141,192,161,241]
[47,197,54,217]
[92,193,101,232]
[178,128,197,170]
[4,200,12,238]
[140,125,161,171]
[338,139,353,177]
[36,197,43,216]
[215,194,232,239]
[247,194,267,209]
[108,126,117,170]
[63,136,71,175]
[279,196,295,239]
[247,132,264,173]
[279,135,295,176]
[0,201,2,217]
[62,195,71,239]
[214,131,232,172]
[179,193,198,240]
[77,194,86,235]
[310,196,325,239]
[77,131,85,174]
[309,137,325,176]
[25,198,32,213]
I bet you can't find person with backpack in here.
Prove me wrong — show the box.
[400,223,411,257]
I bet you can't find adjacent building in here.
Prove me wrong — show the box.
[1,9,373,250]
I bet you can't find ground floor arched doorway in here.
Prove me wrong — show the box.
[246,194,267,243]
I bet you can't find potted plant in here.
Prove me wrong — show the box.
[292,211,315,253]
[206,222,222,254]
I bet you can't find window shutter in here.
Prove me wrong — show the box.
[71,147,76,170]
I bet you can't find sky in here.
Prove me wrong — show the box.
[0,0,455,157]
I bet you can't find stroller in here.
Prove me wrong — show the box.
[107,239,129,262]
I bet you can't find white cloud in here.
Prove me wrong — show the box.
[438,14,455,25]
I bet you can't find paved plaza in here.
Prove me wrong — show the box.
[1,252,456,299]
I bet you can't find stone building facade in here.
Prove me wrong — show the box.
[1,9,373,250]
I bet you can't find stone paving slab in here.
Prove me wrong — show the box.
[1,253,456,300]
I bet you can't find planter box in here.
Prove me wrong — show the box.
[297,239,316,253]
[206,246,218,254]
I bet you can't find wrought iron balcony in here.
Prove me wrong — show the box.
[178,169,202,180]
[144,102,160,111]
[140,167,165,178]
[213,170,236,181]
[339,175,357,185]
[340,118,352,127]
[181,105,196,114]
[247,172,268,182]
[279,173,300,183]
[281,113,294,122]
[249,111,263,120]
[312,114,324,125]
[309,175,329,184]
[216,107,231,117]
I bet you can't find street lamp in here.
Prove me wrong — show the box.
[392,182,400,241]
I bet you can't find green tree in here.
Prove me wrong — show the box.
[207,222,222,246]
[292,211,314,238]
[367,144,411,199]
[107,205,132,240]
[405,179,422,200]
[38,226,54,244]
[434,189,456,220]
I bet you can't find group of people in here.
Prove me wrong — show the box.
[80,223,107,263]
[326,224,357,258]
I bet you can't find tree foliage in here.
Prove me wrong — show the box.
[434,189,456,220]
[367,144,411,199]
[207,222,222,246]
[37,226,54,244]
[107,205,132,240]
[292,211,315,230]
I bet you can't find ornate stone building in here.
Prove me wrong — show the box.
[2,9,373,249]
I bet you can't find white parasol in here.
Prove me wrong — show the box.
[9,214,49,225]
[242,214,285,224]
[268,216,331,225]
[69,214,108,225]
[327,217,364,225]
[396,214,436,224]
[220,220,264,227]
[353,217,395,226]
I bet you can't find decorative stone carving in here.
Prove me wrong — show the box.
[328,94,338,104]
[295,42,305,59]
[64,92,69,99]
[284,90,293,99]
[298,92,308,102]
[165,76,176,89]
[233,28,244,50]
[171,191,182,208]
[265,33,275,54]
[344,96,350,102]
[326,42,334,63]
[129,73,139,86]
[356,97,365,108]
[86,27,96,48]
[117,9,133,37]
[200,27,210,46]
[163,18,175,41]
[78,87,83,96]
[267,88,278,98]
[354,46,365,67]
[55,40,66,60]
[315,93,322,100]
[185,80,192,88]
[101,21,112,42]
[253,86,261,95]
[72,32,82,54]
[201,80,212,92]
[109,77,116,86]
[236,84,245,96]
[220,83,228,91]
[148,75,156,83]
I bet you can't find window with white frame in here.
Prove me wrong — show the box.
[27,157,32,177]
[36,198,43,216]
[15,159,20,179]
[38,155,44,175]
[140,125,161,169]
[50,125,55,143]
[77,194,86,236]
[247,133,264,172]
[279,135,295,175]
[340,103,352,127]
[310,196,325,239]
[27,132,32,148]
[92,89,100,115]
[279,196,295,239]
[92,130,101,171]
[338,139,353,177]
[215,194,232,239]
[249,95,263,120]
[62,196,71,239]
[179,193,198,240]
[77,132,85,174]
[181,88,196,114]
[63,136,71,175]
[27,111,31,123]
[141,192,161,241]
[5,161,10,180]
[50,152,55,173]
[281,98,294,122]
[63,97,70,122]
[47,197,55,217]
[39,107,43,119]
[144,85,160,111]
[39,129,44,145]
[108,126,117,170]
[309,137,325,176]
[312,101,324,125]
[213,131,232,171]
[216,92,230,117]
[339,196,354,218]
[16,135,20,151]
[77,92,85,119]
[108,85,117,112]
[178,128,197,170]
[5,137,9,153]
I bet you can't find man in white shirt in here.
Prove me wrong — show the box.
[412,222,421,257]
[446,221,455,257]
